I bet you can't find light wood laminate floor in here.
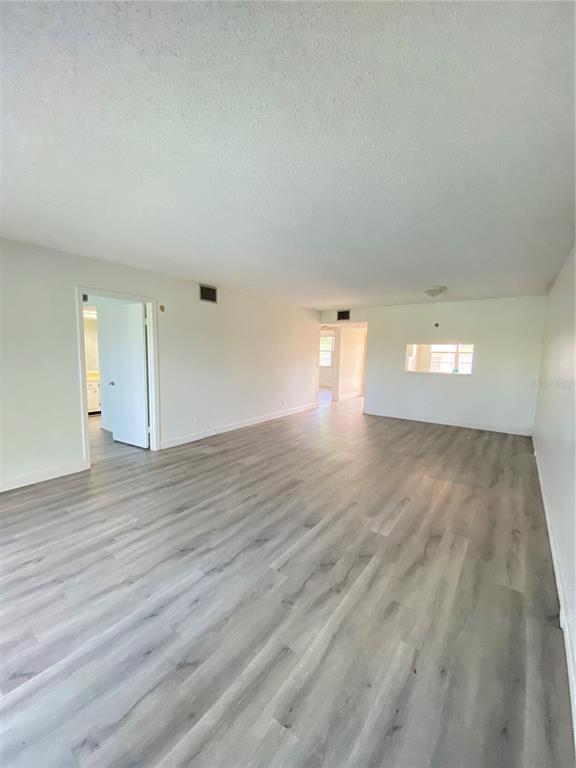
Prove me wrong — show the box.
[1,400,573,767]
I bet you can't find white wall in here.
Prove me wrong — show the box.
[0,239,320,490]
[362,296,546,435]
[534,248,575,726]
[338,326,366,399]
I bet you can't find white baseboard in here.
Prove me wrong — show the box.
[534,448,576,749]
[361,408,532,436]
[1,461,90,493]
[160,401,319,450]
[338,391,363,401]
[1,403,320,490]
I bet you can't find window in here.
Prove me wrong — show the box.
[319,333,335,367]
[405,343,474,375]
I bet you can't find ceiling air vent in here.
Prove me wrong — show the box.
[199,284,217,303]
[424,285,447,298]
[337,309,351,321]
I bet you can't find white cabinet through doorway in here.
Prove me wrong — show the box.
[87,380,101,413]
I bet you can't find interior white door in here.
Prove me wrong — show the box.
[96,300,149,448]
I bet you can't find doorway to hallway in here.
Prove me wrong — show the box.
[77,288,160,470]
[318,323,367,404]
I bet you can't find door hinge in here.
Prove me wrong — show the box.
[147,426,151,434]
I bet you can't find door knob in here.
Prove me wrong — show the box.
[108,381,115,386]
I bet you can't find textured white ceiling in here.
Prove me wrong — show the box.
[1,2,574,309]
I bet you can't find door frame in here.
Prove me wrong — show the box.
[75,286,161,468]
[319,322,368,403]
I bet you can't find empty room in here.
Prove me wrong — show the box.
[0,2,574,767]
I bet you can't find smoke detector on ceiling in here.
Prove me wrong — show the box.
[424,285,447,298]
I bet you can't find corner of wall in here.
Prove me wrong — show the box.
[534,444,576,748]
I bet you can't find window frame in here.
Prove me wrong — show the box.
[404,343,475,375]
[319,332,335,368]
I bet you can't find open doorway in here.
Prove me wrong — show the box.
[319,328,336,405]
[318,323,367,405]
[77,288,160,467]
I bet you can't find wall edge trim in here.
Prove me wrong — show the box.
[534,443,576,751]
[1,461,91,493]
[160,402,320,449]
[338,391,363,401]
[361,408,533,436]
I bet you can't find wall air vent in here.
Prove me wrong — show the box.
[424,285,447,298]
[199,284,217,303]
[337,310,351,321]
